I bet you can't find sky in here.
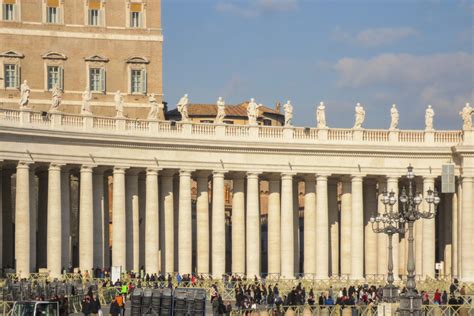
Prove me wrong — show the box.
[161,0,473,130]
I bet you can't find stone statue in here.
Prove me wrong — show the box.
[425,105,435,130]
[114,90,124,118]
[283,100,293,126]
[316,102,327,128]
[353,102,365,129]
[215,97,226,124]
[389,104,399,130]
[50,84,62,112]
[247,98,261,125]
[81,88,92,115]
[177,93,190,122]
[460,102,473,129]
[147,93,158,120]
[19,80,30,108]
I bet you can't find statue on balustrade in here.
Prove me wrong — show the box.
[316,102,327,128]
[460,103,473,129]
[283,100,293,126]
[247,98,261,125]
[147,93,158,120]
[81,89,93,115]
[114,90,124,118]
[50,84,62,112]
[19,80,30,108]
[353,102,365,129]
[425,105,435,130]
[390,104,399,130]
[177,94,190,122]
[215,97,226,124]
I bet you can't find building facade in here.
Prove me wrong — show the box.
[0,106,473,283]
[0,0,162,118]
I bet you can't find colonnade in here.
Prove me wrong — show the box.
[1,162,473,282]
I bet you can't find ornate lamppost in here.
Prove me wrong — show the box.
[398,165,440,315]
[370,190,405,302]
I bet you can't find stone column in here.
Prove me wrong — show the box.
[37,171,48,269]
[461,176,474,281]
[3,170,14,268]
[281,173,294,278]
[246,172,260,277]
[212,171,226,278]
[451,185,458,277]
[112,167,127,270]
[232,175,245,274]
[93,171,105,268]
[126,172,139,272]
[267,175,281,276]
[293,180,300,275]
[61,169,71,270]
[47,163,62,278]
[178,170,193,274]
[387,176,400,280]
[79,165,94,273]
[415,177,423,277]
[15,161,31,278]
[456,179,462,279]
[138,176,146,270]
[196,173,210,274]
[443,194,453,277]
[316,174,329,279]
[422,176,436,278]
[104,176,111,268]
[160,174,174,274]
[340,177,352,276]
[350,175,364,280]
[303,175,316,275]
[0,167,2,268]
[29,168,37,272]
[364,179,378,277]
[145,168,159,274]
[377,179,387,276]
[328,178,339,276]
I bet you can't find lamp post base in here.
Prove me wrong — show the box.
[383,284,399,302]
[398,293,422,316]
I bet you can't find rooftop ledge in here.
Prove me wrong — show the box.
[0,108,472,147]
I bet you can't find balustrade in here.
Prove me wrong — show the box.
[0,108,469,146]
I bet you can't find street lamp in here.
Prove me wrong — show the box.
[370,190,405,302]
[398,164,440,315]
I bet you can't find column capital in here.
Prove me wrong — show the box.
[81,165,95,173]
[461,176,474,183]
[351,174,365,181]
[212,170,226,178]
[179,169,194,176]
[316,173,331,180]
[281,172,296,180]
[17,160,33,169]
[48,163,64,171]
[113,166,129,174]
[247,171,262,179]
[146,168,161,176]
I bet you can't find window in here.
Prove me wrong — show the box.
[47,65,63,90]
[89,67,105,92]
[4,64,19,88]
[88,9,99,25]
[46,6,58,23]
[130,69,146,94]
[129,3,142,28]
[263,119,272,126]
[2,3,15,21]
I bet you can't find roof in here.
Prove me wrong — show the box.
[166,101,283,118]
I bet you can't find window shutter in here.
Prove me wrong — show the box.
[101,67,106,93]
[142,69,147,94]
[60,66,64,90]
[16,64,21,88]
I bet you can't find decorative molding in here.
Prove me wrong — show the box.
[42,51,67,60]
[84,55,109,63]
[0,50,24,59]
[125,56,149,64]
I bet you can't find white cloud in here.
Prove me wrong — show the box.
[215,0,299,17]
[333,27,418,47]
[333,52,474,121]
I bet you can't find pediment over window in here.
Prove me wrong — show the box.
[42,52,67,60]
[0,50,24,58]
[126,56,149,64]
[85,55,109,63]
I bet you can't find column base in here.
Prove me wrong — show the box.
[382,285,399,302]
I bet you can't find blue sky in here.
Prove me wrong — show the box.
[162,0,473,130]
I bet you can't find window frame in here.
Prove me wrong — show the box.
[46,65,63,91]
[43,0,63,24]
[2,3,16,21]
[3,63,19,89]
[88,67,106,93]
[126,1,146,28]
